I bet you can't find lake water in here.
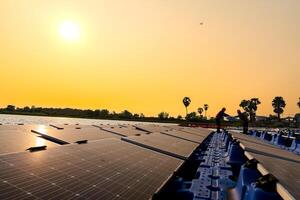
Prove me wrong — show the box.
[0,114,170,125]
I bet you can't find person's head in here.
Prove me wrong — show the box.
[237,109,241,114]
[222,107,226,112]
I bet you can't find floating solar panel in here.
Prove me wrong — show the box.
[0,125,58,155]
[49,124,83,130]
[0,139,182,200]
[133,124,172,133]
[122,133,199,160]
[232,132,300,199]
[31,125,120,144]
[160,129,206,144]
[232,133,300,162]
[0,125,39,132]
[99,125,149,137]
[169,126,211,137]
[249,152,300,199]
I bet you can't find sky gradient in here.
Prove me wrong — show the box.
[0,0,299,117]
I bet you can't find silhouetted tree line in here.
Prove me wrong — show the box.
[1,95,299,125]
[0,105,148,120]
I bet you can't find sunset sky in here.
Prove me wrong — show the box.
[0,0,299,117]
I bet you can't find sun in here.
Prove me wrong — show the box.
[59,21,80,41]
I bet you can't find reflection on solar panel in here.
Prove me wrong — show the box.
[0,139,182,200]
[99,125,148,137]
[0,125,58,155]
[160,129,206,144]
[32,125,120,144]
[122,133,199,160]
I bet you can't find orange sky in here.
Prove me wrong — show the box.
[0,0,299,117]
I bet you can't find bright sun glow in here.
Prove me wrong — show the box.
[59,21,80,41]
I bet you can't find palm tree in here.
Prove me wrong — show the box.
[248,98,261,122]
[272,96,286,121]
[204,104,209,117]
[183,97,191,117]
[239,98,261,122]
[298,98,300,109]
[198,107,204,116]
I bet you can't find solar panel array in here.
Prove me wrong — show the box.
[0,138,183,200]
[0,123,219,199]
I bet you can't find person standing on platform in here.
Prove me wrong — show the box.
[237,109,249,134]
[215,108,229,133]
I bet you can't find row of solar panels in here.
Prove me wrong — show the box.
[0,123,211,199]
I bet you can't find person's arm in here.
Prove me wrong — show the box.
[224,113,230,117]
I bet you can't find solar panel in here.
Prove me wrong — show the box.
[249,152,300,199]
[233,132,300,199]
[0,125,58,155]
[99,125,149,137]
[133,124,171,133]
[0,125,39,132]
[31,125,120,144]
[160,129,206,144]
[231,133,299,162]
[122,133,199,160]
[0,139,182,200]
[169,126,211,137]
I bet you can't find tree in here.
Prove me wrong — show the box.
[158,112,169,120]
[177,115,183,120]
[23,106,30,112]
[133,113,139,118]
[239,98,261,122]
[298,98,300,109]
[204,104,209,117]
[186,112,198,121]
[120,110,133,119]
[272,96,286,121]
[6,105,15,111]
[182,97,191,117]
[99,109,110,118]
[197,107,204,117]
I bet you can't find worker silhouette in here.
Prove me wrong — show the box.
[215,108,229,133]
[237,110,249,134]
